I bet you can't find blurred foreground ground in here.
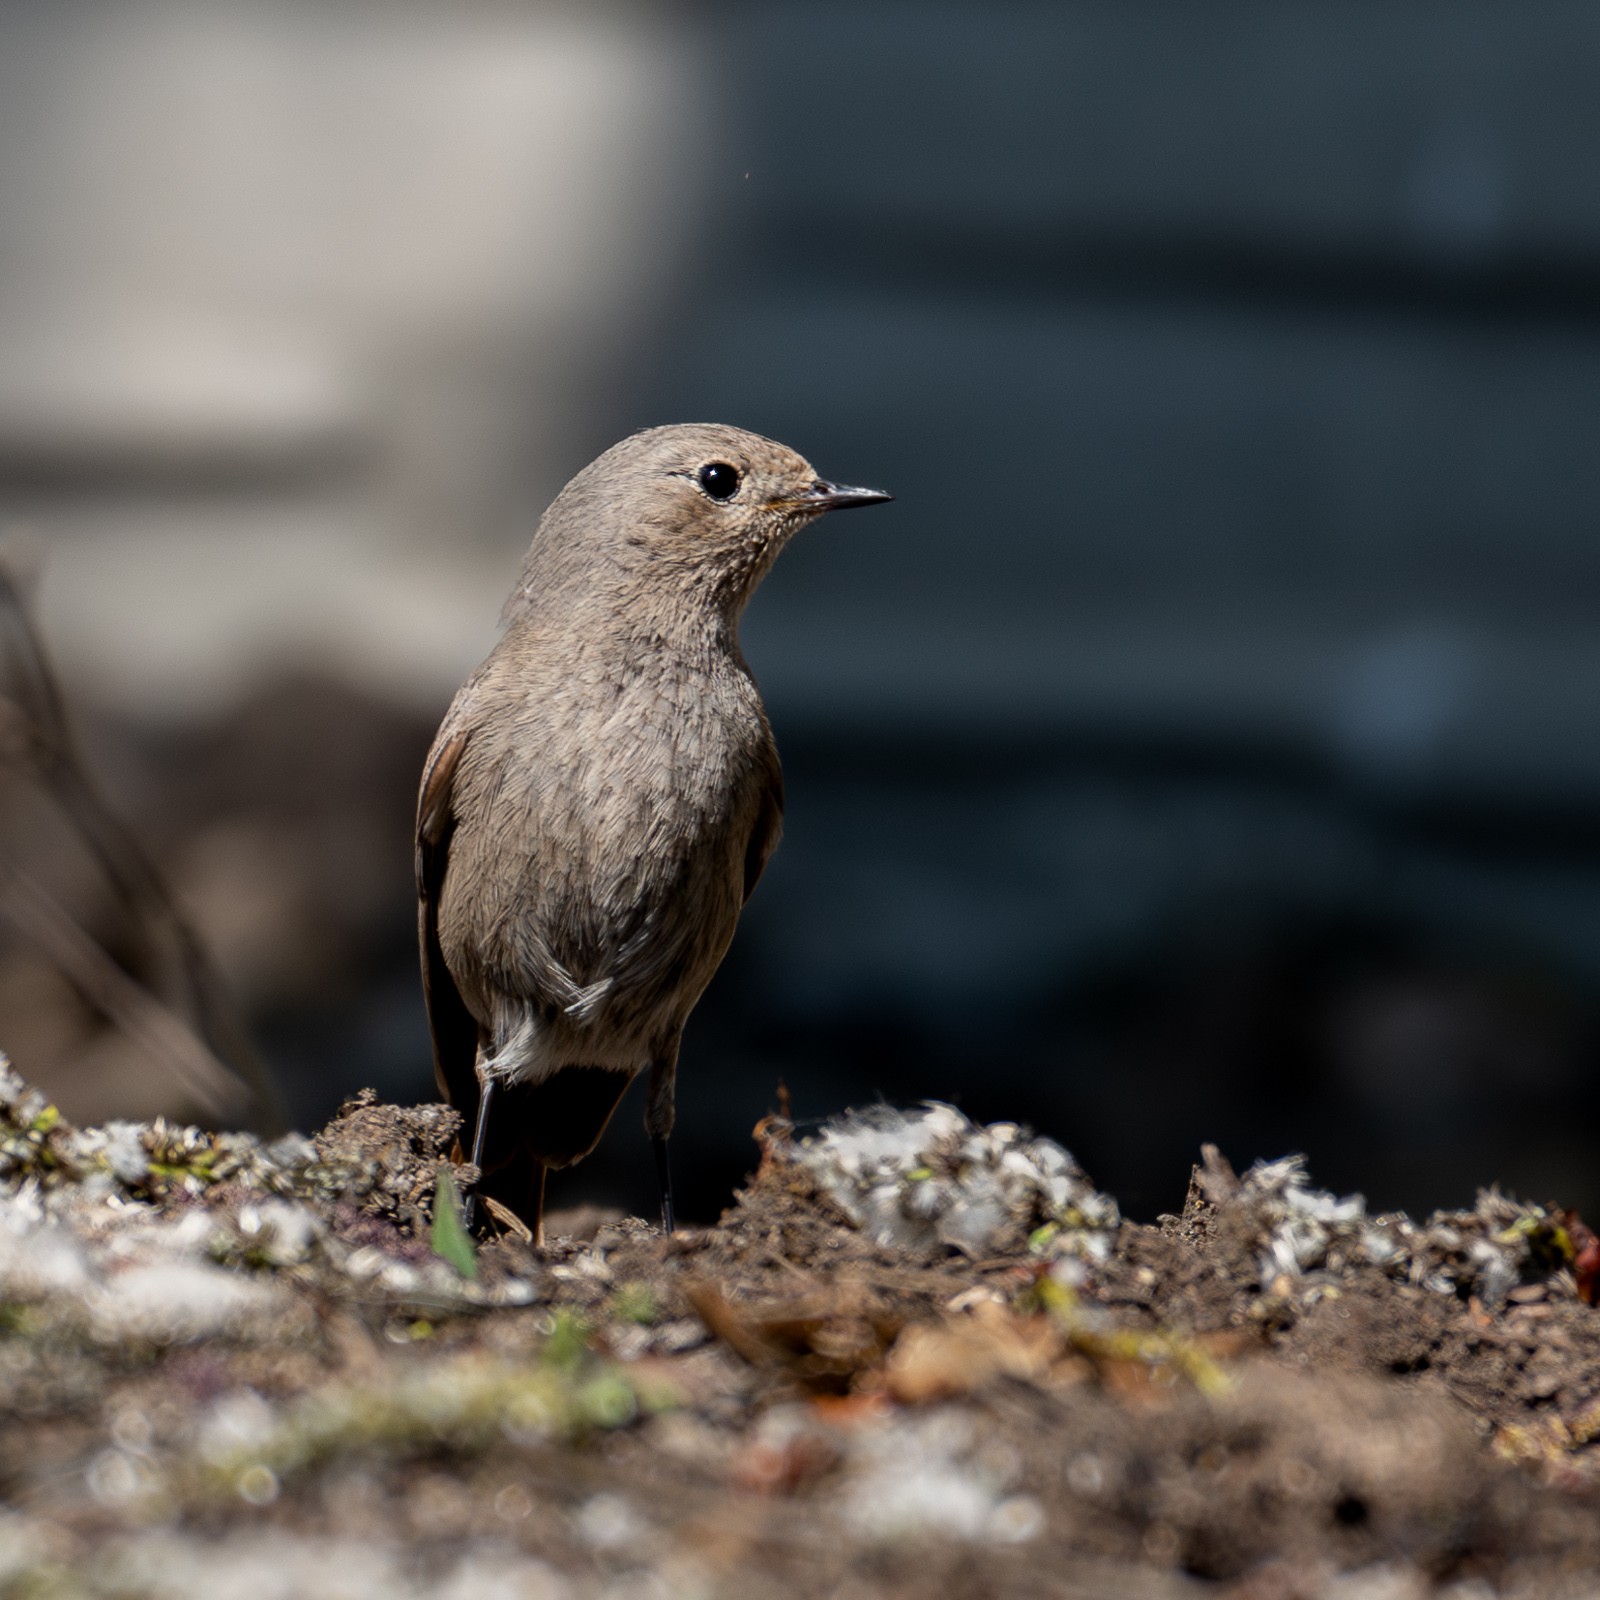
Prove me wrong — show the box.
[4,1073,1600,1597]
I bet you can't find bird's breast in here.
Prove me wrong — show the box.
[442,653,770,1021]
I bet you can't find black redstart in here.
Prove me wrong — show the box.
[416,423,890,1239]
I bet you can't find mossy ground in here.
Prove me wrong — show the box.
[2,1076,1600,1599]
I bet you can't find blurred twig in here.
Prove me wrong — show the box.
[0,560,283,1131]
[0,872,246,1122]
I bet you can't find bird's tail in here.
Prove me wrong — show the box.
[473,1065,636,1239]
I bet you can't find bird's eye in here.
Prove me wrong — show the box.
[696,462,741,502]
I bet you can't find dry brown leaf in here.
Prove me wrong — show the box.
[481,1194,532,1243]
[884,1301,1058,1403]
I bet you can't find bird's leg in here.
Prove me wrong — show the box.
[652,1137,675,1237]
[645,1057,677,1236]
[527,1161,548,1249]
[462,1072,497,1234]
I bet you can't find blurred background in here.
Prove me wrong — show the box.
[3,0,1600,1224]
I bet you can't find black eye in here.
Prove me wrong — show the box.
[697,462,740,502]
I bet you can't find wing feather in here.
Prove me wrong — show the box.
[416,730,481,1115]
[742,759,785,905]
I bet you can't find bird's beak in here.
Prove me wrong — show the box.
[778,480,894,514]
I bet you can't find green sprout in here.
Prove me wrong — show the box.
[430,1166,478,1279]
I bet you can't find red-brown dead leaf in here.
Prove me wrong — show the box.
[683,1280,901,1388]
[807,1391,892,1428]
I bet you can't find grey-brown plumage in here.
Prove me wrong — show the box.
[416,423,890,1238]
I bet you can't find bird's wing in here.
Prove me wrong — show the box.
[742,757,785,905]
[416,728,481,1113]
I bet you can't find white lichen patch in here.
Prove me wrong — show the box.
[1222,1152,1565,1308]
[0,1059,538,1328]
[792,1102,1119,1262]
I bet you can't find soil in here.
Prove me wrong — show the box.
[3,1078,1600,1599]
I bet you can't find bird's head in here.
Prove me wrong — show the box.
[520,423,891,620]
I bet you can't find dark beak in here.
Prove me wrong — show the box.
[795,479,893,513]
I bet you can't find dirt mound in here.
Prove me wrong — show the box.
[1,1067,1598,1598]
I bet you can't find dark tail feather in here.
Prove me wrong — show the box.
[479,1153,547,1241]
[475,1066,635,1234]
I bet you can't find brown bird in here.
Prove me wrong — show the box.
[416,423,891,1239]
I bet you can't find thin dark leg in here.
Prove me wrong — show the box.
[463,1076,497,1232]
[653,1136,675,1236]
[530,1161,548,1248]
